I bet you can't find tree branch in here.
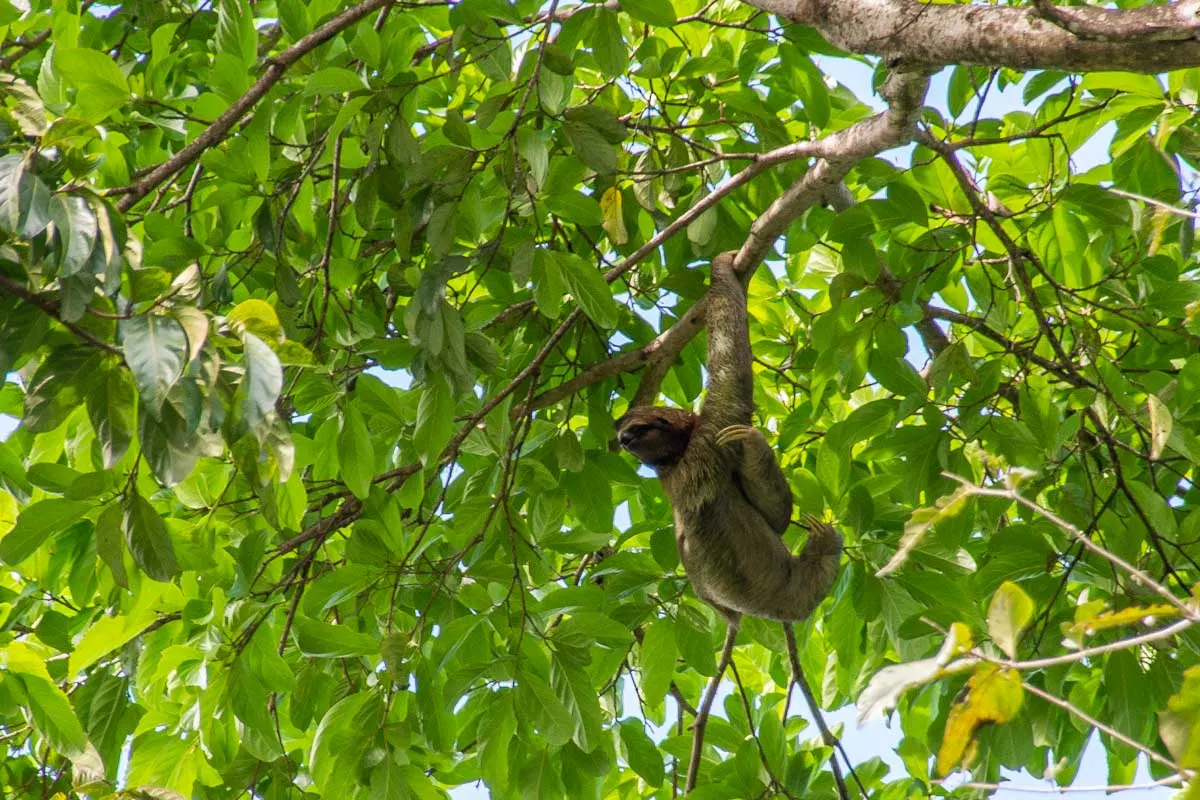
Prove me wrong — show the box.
[116,0,394,212]
[747,0,1200,72]
[686,618,739,792]
[784,624,859,800]
[0,272,121,354]
[1030,0,1200,44]
[528,70,930,411]
[947,477,1200,622]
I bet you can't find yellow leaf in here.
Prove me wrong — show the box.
[227,298,282,340]
[1148,393,1172,460]
[0,491,15,536]
[600,186,627,245]
[1067,602,1180,640]
[936,665,1023,776]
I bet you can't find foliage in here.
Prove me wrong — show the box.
[0,0,1199,798]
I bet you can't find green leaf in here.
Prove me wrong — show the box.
[563,106,628,145]
[69,611,157,677]
[413,375,454,467]
[0,498,90,564]
[479,691,518,791]
[783,45,830,128]
[0,153,52,237]
[311,693,381,792]
[15,673,90,756]
[987,581,1034,659]
[545,191,604,226]
[551,656,604,752]
[687,194,717,247]
[293,617,379,657]
[54,48,130,122]
[533,248,565,317]
[50,195,97,278]
[674,604,715,676]
[94,503,128,588]
[86,365,136,468]
[414,661,455,752]
[519,672,575,746]
[619,719,665,786]
[242,332,283,427]
[27,462,80,494]
[338,403,373,500]
[1128,480,1177,538]
[304,66,368,95]
[1105,649,1151,757]
[563,120,617,173]
[137,386,201,486]
[121,314,188,414]
[216,0,257,65]
[591,10,628,76]
[122,490,179,581]
[556,253,617,328]
[426,202,458,259]
[621,0,677,26]
[869,351,927,398]
[1082,71,1165,98]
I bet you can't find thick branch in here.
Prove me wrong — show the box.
[530,71,930,411]
[1031,0,1200,43]
[116,0,393,212]
[749,0,1200,72]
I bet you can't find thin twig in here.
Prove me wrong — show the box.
[784,624,862,799]
[950,774,1183,793]
[686,618,739,793]
[1002,617,1192,671]
[947,476,1200,621]
[1108,187,1200,218]
[0,272,121,354]
[1022,681,1187,776]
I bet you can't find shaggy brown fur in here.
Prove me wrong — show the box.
[615,252,841,622]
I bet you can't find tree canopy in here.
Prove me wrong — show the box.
[2,0,1200,798]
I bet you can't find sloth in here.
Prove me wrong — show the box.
[615,252,842,624]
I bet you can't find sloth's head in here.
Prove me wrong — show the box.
[614,407,697,469]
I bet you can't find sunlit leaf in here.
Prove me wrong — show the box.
[1068,602,1180,640]
[936,665,1024,775]
[54,47,130,121]
[15,673,91,756]
[987,581,1034,659]
[242,332,283,427]
[0,498,90,564]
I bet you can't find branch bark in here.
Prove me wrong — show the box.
[747,0,1200,72]
[1030,0,1200,43]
